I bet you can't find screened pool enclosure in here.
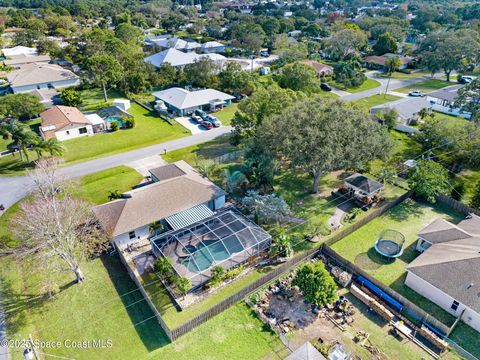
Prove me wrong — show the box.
[151,209,272,289]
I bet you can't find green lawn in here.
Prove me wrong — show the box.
[449,322,480,358]
[73,166,143,204]
[331,78,381,93]
[78,88,124,112]
[377,71,431,80]
[162,136,237,164]
[0,103,189,175]
[394,79,452,94]
[214,103,238,126]
[331,199,464,326]
[0,166,286,360]
[353,94,401,110]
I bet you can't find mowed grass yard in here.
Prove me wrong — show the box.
[214,103,238,126]
[394,79,452,94]
[0,166,286,360]
[331,78,381,93]
[353,94,401,110]
[331,199,464,326]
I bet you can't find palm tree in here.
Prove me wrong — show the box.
[149,221,164,236]
[33,138,65,159]
[0,120,38,162]
[384,55,402,98]
[224,169,248,194]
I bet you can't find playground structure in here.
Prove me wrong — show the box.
[374,229,405,259]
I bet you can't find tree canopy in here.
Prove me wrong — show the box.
[292,261,338,305]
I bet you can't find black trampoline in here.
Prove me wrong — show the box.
[374,229,405,259]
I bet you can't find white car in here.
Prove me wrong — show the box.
[408,90,424,97]
[459,76,474,84]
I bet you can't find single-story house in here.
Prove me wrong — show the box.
[299,60,334,77]
[2,46,37,58]
[39,105,96,141]
[145,36,201,52]
[426,86,471,119]
[144,48,226,69]
[343,173,384,198]
[363,53,413,70]
[3,54,51,68]
[405,213,480,332]
[370,96,430,124]
[7,63,80,94]
[200,41,226,54]
[93,160,227,250]
[85,113,106,133]
[152,87,234,116]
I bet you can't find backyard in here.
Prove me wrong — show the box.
[330,198,464,327]
[214,103,238,126]
[0,165,287,360]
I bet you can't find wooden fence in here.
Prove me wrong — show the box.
[212,149,244,164]
[321,245,451,335]
[436,194,480,216]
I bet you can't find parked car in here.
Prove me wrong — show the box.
[190,114,203,124]
[260,51,269,57]
[206,115,221,127]
[194,109,209,120]
[458,76,474,84]
[408,90,424,97]
[320,83,332,91]
[202,121,214,130]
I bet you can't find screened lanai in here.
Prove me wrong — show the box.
[151,209,272,289]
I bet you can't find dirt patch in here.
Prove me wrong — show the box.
[266,291,317,329]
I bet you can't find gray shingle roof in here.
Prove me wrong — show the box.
[417,218,472,244]
[344,173,383,194]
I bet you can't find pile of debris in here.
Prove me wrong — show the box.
[331,266,352,287]
[350,284,394,322]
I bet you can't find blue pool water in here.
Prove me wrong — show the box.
[105,116,125,127]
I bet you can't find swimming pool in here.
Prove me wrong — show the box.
[181,240,230,272]
[105,116,125,127]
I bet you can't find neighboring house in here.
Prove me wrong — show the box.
[299,60,334,77]
[363,53,413,70]
[93,161,227,250]
[145,36,201,52]
[2,46,37,58]
[144,48,226,68]
[405,214,480,332]
[200,41,226,54]
[39,105,96,141]
[26,88,60,108]
[370,96,430,124]
[426,86,472,119]
[7,63,80,94]
[152,87,234,116]
[3,54,51,68]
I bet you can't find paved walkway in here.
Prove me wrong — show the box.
[0,126,232,212]
[126,155,166,177]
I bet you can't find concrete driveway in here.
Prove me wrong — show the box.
[175,116,209,134]
[127,155,166,177]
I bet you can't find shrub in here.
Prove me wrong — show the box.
[124,116,135,129]
[223,265,244,281]
[292,261,338,306]
[110,120,119,131]
[209,265,225,287]
[154,257,173,280]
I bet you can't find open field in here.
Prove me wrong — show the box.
[0,166,286,360]
[353,94,401,110]
[331,78,381,93]
[331,199,464,326]
[394,79,452,94]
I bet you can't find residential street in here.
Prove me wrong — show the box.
[0,126,232,212]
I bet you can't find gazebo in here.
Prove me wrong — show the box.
[343,173,384,199]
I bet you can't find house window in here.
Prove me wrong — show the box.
[79,127,87,134]
[451,300,460,311]
[128,231,136,239]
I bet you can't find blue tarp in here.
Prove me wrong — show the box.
[355,275,404,312]
[354,275,447,337]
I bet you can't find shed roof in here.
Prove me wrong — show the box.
[344,173,383,194]
[285,342,326,360]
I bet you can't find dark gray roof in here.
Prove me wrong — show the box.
[427,85,462,102]
[418,218,472,244]
[407,246,480,313]
[344,173,383,194]
[458,214,480,236]
[96,106,132,119]
[149,163,186,182]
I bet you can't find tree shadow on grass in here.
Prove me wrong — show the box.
[100,256,169,351]
[386,200,424,222]
[0,157,35,175]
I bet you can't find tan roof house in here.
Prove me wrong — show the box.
[93,161,227,249]
[7,63,80,94]
[3,54,51,67]
[299,60,334,77]
[39,105,96,141]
